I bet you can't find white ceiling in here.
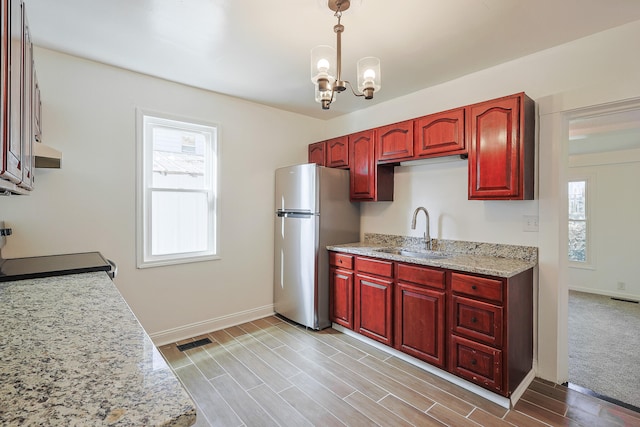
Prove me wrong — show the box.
[24,0,640,120]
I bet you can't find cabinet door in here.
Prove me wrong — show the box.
[0,0,7,175]
[329,267,353,329]
[349,129,394,201]
[308,141,325,166]
[377,120,413,163]
[326,136,349,168]
[394,281,446,367]
[1,0,22,184]
[19,7,32,189]
[414,108,466,158]
[354,273,393,345]
[349,130,376,200]
[468,93,534,200]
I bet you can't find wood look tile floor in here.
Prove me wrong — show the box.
[158,316,640,427]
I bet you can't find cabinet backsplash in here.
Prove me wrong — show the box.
[363,233,538,263]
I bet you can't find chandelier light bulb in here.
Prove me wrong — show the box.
[317,58,331,73]
[310,45,336,84]
[362,68,376,86]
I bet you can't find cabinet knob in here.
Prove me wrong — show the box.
[339,260,342,264]
[471,317,477,323]
[471,285,477,290]
[471,359,477,366]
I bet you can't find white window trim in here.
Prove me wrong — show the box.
[567,171,596,270]
[136,108,221,268]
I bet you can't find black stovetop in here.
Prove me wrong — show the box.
[0,252,112,282]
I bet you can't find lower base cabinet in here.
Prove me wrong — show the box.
[354,256,394,346]
[329,252,354,329]
[394,263,446,368]
[328,251,533,398]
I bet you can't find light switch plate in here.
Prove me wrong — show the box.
[523,215,539,232]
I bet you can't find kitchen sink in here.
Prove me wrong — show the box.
[373,248,449,259]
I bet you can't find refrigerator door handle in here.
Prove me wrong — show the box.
[276,211,315,218]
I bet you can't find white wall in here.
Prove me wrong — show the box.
[0,48,324,342]
[326,19,640,383]
[568,149,640,299]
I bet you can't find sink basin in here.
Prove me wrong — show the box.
[374,248,448,259]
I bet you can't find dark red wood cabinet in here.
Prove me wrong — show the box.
[414,107,466,158]
[354,256,394,345]
[376,120,413,163]
[328,249,533,398]
[326,136,349,168]
[394,263,446,368]
[1,0,38,192]
[308,92,535,202]
[1,0,23,185]
[468,92,535,200]
[329,252,354,329]
[449,269,533,396]
[308,141,325,166]
[349,129,394,202]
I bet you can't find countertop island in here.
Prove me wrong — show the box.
[0,271,196,426]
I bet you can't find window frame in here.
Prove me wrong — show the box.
[567,173,595,269]
[136,109,220,268]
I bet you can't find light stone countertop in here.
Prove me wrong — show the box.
[0,271,196,426]
[328,233,538,278]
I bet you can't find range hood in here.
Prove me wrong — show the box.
[34,143,62,168]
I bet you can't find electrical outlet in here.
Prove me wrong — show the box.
[523,215,539,232]
[617,282,626,290]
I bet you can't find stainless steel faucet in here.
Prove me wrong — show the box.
[411,207,431,250]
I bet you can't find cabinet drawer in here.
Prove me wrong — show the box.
[450,335,503,394]
[451,296,503,347]
[397,263,445,289]
[355,256,393,278]
[451,273,503,304]
[330,252,353,269]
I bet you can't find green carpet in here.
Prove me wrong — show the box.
[568,290,640,409]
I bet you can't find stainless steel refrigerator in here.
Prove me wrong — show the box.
[274,163,360,330]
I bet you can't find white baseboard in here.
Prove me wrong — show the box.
[333,323,536,409]
[568,286,639,301]
[510,369,536,406]
[149,304,275,346]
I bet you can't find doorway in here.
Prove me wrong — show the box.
[565,104,640,410]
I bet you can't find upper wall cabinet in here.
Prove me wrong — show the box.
[468,93,535,200]
[1,0,23,186]
[308,141,325,166]
[306,91,535,202]
[377,120,413,163]
[1,0,44,194]
[349,129,394,202]
[414,107,466,158]
[326,136,349,168]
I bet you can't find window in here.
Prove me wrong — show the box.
[568,176,593,266]
[137,111,219,267]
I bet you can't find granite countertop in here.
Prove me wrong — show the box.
[328,233,538,278]
[0,272,196,426]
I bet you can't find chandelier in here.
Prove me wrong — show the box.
[310,0,381,110]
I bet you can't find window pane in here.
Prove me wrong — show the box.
[152,126,207,190]
[568,181,586,220]
[151,191,209,255]
[568,220,587,262]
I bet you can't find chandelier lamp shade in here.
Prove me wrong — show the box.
[310,0,381,110]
